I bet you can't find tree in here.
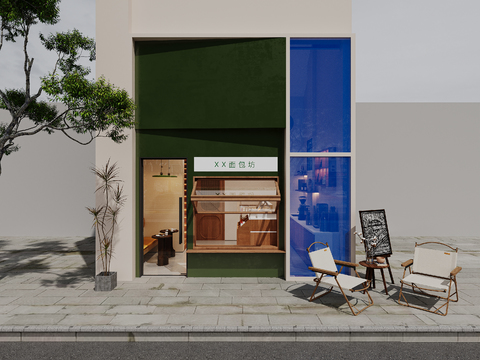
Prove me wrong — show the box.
[0,0,135,176]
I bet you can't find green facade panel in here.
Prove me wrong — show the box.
[135,38,286,278]
[135,38,286,130]
[187,253,285,278]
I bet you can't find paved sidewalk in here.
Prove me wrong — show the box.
[0,236,479,342]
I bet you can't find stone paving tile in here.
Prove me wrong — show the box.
[145,276,186,284]
[11,296,63,306]
[177,290,220,297]
[318,314,375,326]
[261,289,303,297]
[161,284,203,291]
[380,305,422,315]
[0,297,17,305]
[0,315,12,325]
[268,314,322,326]
[257,278,289,284]
[187,297,233,305]
[460,288,480,297]
[115,283,159,290]
[6,305,64,315]
[0,289,45,297]
[449,305,480,316]
[36,289,87,297]
[57,306,111,314]
[423,314,480,326]
[0,305,18,314]
[288,305,345,315]
[195,305,242,315]
[58,314,115,326]
[152,305,196,315]
[79,289,128,297]
[183,277,221,284]
[367,314,430,326]
[148,297,190,306]
[413,314,437,326]
[241,284,281,290]
[4,314,66,325]
[275,296,311,306]
[232,297,277,305]
[218,314,269,326]
[109,314,169,326]
[101,297,152,306]
[104,305,158,314]
[280,283,310,291]
[55,297,106,305]
[123,289,179,297]
[0,284,42,290]
[242,305,290,314]
[221,278,258,284]
[202,283,242,290]
[219,289,262,297]
[166,314,218,326]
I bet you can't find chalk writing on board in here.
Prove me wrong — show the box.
[359,209,392,257]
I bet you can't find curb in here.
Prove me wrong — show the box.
[1,325,479,342]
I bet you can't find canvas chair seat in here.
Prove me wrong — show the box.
[398,241,461,316]
[307,242,373,316]
[401,273,451,292]
[319,274,369,291]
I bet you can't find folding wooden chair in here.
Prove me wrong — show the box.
[398,242,461,316]
[307,242,373,316]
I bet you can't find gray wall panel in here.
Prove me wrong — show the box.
[0,110,95,237]
[356,103,480,236]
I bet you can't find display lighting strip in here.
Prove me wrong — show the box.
[184,160,187,245]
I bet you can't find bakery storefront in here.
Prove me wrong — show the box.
[135,37,353,279]
[96,0,355,281]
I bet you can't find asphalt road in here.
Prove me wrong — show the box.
[0,342,479,360]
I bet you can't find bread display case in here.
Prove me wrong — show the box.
[190,177,281,251]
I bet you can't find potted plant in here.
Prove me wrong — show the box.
[87,159,126,291]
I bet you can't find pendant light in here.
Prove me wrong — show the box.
[152,160,177,178]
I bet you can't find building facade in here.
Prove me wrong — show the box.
[96,0,355,281]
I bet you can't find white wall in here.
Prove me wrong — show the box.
[356,103,480,237]
[0,110,95,237]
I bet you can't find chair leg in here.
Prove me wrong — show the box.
[337,281,374,316]
[309,279,333,302]
[398,279,453,316]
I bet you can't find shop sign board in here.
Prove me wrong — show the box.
[194,157,278,172]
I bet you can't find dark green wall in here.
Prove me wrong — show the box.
[135,38,286,129]
[187,253,285,278]
[135,38,286,278]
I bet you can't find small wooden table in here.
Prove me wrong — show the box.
[152,234,175,266]
[359,260,393,295]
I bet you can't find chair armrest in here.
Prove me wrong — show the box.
[450,266,462,276]
[308,266,338,277]
[401,259,413,268]
[334,260,359,268]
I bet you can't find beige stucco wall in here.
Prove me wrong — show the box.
[96,0,352,281]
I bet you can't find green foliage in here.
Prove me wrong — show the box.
[0,0,60,43]
[87,159,126,275]
[0,2,135,177]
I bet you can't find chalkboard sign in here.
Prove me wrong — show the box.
[359,209,392,257]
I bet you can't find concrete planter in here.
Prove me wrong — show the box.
[95,271,117,291]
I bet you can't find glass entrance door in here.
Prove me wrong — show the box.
[143,159,187,275]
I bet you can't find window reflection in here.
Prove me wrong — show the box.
[290,157,350,276]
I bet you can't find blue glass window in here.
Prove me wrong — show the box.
[290,39,351,153]
[290,157,350,277]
